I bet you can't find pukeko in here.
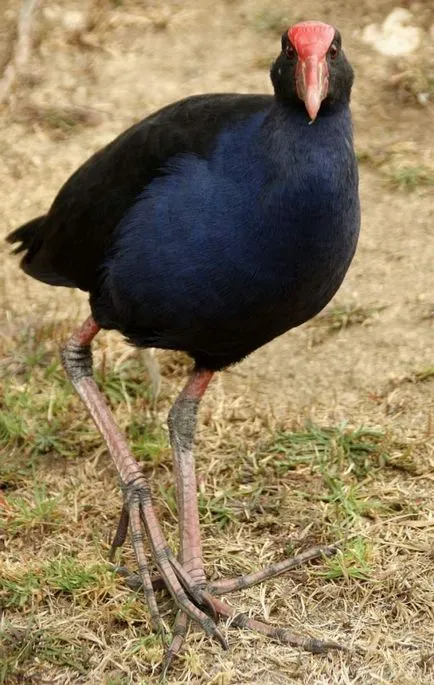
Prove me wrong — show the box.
[7,21,360,668]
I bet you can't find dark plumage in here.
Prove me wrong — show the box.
[8,27,358,370]
[7,21,360,668]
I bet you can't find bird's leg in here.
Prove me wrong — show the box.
[60,316,227,649]
[157,369,214,668]
[167,369,339,597]
[161,368,344,663]
[168,368,213,586]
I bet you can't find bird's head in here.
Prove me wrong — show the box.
[270,21,354,121]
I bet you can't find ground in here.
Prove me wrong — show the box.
[0,1,433,684]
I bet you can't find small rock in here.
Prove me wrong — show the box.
[417,92,430,106]
[62,10,88,36]
[362,8,421,56]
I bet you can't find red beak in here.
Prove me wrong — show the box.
[297,55,329,121]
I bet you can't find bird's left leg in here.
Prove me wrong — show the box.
[168,368,214,585]
[161,368,344,667]
[167,369,340,594]
[156,368,213,671]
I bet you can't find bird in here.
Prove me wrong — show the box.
[7,20,360,670]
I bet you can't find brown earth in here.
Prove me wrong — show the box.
[1,1,433,684]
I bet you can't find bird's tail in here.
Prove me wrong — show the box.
[6,215,46,254]
[6,214,76,287]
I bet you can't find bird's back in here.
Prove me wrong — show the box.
[9,94,273,291]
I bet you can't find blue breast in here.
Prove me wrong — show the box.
[99,106,360,364]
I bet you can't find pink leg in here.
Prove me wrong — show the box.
[60,316,227,649]
[162,370,344,664]
[161,369,214,661]
[168,369,213,584]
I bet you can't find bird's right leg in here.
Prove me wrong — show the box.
[60,315,227,649]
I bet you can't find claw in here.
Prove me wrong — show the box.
[123,488,226,647]
[207,595,345,654]
[109,504,130,562]
[213,626,229,651]
[61,319,348,673]
[197,590,219,623]
[160,610,189,681]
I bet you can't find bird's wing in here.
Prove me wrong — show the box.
[13,93,272,291]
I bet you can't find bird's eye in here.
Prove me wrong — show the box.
[329,43,339,59]
[285,44,296,60]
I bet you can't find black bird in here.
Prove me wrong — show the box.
[7,21,360,667]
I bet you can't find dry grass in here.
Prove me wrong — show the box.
[1,1,434,684]
[2,318,433,684]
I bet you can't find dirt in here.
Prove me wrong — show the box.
[1,1,433,684]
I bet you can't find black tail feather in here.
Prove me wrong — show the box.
[6,216,46,254]
[7,214,76,288]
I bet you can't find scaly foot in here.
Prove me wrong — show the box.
[112,541,346,677]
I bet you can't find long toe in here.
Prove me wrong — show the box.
[206,595,347,654]
[160,611,190,682]
[209,543,339,595]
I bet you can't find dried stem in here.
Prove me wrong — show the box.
[0,0,40,104]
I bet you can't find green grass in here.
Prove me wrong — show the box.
[356,147,434,192]
[96,361,153,405]
[319,475,386,524]
[385,165,434,192]
[318,537,372,581]
[0,557,115,610]
[255,422,420,536]
[356,145,434,193]
[157,422,413,540]
[18,104,104,140]
[158,483,238,529]
[0,326,165,468]
[156,421,420,538]
[4,482,61,535]
[311,303,385,335]
[402,366,434,384]
[264,422,389,479]
[0,367,99,461]
[0,626,92,682]
[0,409,26,448]
[0,552,161,682]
